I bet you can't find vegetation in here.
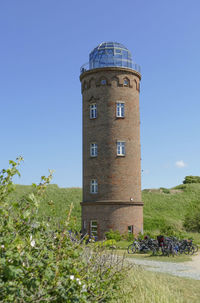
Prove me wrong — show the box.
[0,159,131,302]
[183,175,200,184]
[105,229,122,241]
[113,268,200,303]
[143,183,200,240]
[1,160,200,302]
[9,176,200,240]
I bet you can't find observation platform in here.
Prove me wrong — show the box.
[80,42,141,75]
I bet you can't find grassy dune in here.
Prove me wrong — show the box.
[143,183,200,240]
[11,183,200,238]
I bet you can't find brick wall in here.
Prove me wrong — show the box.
[80,67,143,239]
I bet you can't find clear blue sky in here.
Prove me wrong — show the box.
[0,0,200,189]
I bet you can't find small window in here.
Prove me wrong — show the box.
[90,220,98,237]
[101,79,107,85]
[90,179,98,193]
[124,79,129,86]
[117,141,125,156]
[83,220,86,230]
[128,225,133,234]
[90,104,97,119]
[116,102,125,118]
[90,143,98,157]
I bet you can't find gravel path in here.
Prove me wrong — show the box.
[127,253,200,280]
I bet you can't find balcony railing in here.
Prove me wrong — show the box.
[80,62,141,75]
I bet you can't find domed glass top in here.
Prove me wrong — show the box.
[89,42,133,69]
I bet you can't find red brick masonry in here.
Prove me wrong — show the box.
[80,67,143,239]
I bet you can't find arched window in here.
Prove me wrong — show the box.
[123,78,130,86]
[101,79,107,85]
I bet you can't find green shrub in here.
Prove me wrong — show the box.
[184,207,200,232]
[183,176,200,184]
[105,229,122,241]
[160,187,170,194]
[0,158,131,302]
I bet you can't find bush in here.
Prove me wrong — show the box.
[105,229,122,241]
[0,158,131,302]
[183,176,200,184]
[184,207,200,232]
[160,187,170,194]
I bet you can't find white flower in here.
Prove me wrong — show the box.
[82,284,87,292]
[76,278,81,285]
[30,240,35,247]
[30,235,32,241]
[70,275,75,280]
[1,245,4,248]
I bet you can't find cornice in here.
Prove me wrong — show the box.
[80,67,141,81]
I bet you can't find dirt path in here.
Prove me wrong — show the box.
[184,252,200,272]
[127,252,200,280]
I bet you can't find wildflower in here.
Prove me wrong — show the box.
[76,278,81,285]
[82,284,87,292]
[70,275,75,280]
[30,240,35,247]
[1,245,4,248]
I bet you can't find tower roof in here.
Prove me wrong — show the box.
[89,42,133,70]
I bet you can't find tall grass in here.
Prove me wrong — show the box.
[113,267,200,303]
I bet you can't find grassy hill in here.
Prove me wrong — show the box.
[10,183,200,239]
[143,184,200,240]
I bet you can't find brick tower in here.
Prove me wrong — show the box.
[80,42,143,240]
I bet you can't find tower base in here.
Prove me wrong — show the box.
[81,201,143,240]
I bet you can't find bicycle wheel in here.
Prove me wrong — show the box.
[192,244,198,253]
[127,244,138,254]
[127,244,133,254]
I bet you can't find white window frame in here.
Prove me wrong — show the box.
[116,102,125,118]
[90,220,98,237]
[128,225,133,234]
[90,104,97,119]
[117,141,125,156]
[90,143,98,157]
[90,179,98,194]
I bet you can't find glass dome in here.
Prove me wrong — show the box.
[89,42,133,69]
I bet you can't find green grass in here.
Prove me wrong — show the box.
[115,250,192,262]
[9,184,82,229]
[143,183,200,242]
[10,182,200,241]
[113,267,200,303]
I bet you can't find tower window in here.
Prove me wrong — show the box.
[90,104,97,119]
[117,141,125,156]
[116,102,125,118]
[128,225,133,234]
[90,143,98,157]
[124,79,129,86]
[90,220,98,237]
[83,220,86,229]
[101,79,107,85]
[90,179,98,193]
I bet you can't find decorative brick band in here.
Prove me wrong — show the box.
[80,66,141,81]
[81,200,144,206]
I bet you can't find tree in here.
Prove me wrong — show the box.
[183,176,200,184]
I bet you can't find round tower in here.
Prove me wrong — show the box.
[80,42,143,240]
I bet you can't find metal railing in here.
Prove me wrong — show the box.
[80,62,141,75]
